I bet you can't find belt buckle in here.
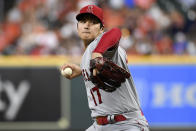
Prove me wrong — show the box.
[107,115,115,124]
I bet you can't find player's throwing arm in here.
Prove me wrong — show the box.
[60,63,82,79]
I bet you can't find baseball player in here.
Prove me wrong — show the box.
[61,5,149,131]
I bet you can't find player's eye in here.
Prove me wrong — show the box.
[80,20,86,23]
[92,21,99,24]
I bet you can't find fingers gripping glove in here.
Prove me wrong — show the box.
[90,57,130,92]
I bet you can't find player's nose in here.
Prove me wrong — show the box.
[84,21,91,28]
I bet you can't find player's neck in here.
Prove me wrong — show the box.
[83,39,94,48]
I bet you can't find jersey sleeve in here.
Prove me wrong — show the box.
[93,28,121,54]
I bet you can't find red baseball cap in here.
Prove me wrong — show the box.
[76,5,104,26]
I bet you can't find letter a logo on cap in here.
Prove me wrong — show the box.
[87,5,93,13]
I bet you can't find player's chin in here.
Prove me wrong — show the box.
[82,35,94,41]
[81,33,90,37]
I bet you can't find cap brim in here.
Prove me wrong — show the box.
[76,13,104,27]
[76,13,99,21]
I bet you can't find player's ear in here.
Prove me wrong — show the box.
[100,26,104,33]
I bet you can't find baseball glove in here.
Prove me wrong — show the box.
[90,57,130,92]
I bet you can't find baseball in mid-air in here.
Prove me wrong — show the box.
[61,67,72,76]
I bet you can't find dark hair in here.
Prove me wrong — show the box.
[77,13,103,29]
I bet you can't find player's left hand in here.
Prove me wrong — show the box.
[91,52,103,76]
[90,57,130,92]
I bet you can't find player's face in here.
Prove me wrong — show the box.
[77,15,103,41]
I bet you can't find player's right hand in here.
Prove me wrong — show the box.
[60,63,82,79]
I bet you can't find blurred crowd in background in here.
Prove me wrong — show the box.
[0,0,196,56]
